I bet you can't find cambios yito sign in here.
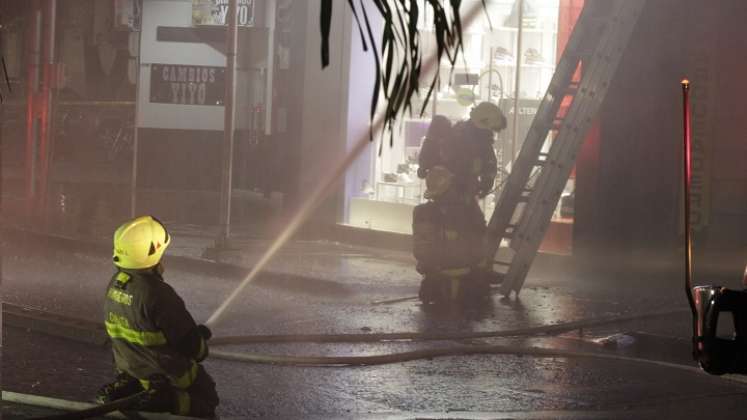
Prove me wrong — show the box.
[150,64,226,106]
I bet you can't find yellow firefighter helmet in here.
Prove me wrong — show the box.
[113,216,171,269]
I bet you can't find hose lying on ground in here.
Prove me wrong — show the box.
[6,390,147,420]
[211,344,693,368]
[209,308,689,346]
[2,390,201,420]
[208,343,747,387]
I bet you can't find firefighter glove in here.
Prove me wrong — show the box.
[197,324,212,341]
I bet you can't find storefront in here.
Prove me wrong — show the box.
[343,0,574,251]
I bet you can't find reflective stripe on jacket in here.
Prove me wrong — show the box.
[103,268,200,388]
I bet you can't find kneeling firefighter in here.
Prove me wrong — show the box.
[97,216,219,418]
[412,166,492,305]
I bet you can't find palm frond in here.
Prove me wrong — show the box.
[320,0,487,146]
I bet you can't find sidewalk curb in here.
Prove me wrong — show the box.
[0,226,359,297]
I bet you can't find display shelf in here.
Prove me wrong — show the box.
[493,26,557,34]
[490,62,555,69]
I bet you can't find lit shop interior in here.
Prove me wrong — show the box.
[345,0,574,246]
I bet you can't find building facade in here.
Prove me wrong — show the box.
[2,0,744,279]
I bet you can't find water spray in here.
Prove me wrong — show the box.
[204,2,489,328]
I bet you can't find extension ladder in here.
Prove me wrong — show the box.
[487,0,647,297]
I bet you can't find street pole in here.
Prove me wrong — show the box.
[681,79,697,335]
[24,1,42,221]
[264,0,276,136]
[218,0,238,248]
[511,0,524,165]
[130,0,143,218]
[38,0,57,226]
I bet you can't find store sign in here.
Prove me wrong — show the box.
[192,0,255,27]
[685,6,715,231]
[498,98,540,155]
[150,64,225,106]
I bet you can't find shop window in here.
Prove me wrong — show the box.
[345,0,561,235]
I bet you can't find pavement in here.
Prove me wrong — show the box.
[3,213,747,419]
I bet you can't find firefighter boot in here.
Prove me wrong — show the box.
[419,275,440,305]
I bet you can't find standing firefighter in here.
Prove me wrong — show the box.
[450,101,506,203]
[414,103,507,305]
[97,216,219,418]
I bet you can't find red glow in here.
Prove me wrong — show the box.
[682,80,692,201]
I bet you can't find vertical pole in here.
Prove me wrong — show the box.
[38,0,57,225]
[511,0,524,164]
[25,1,42,218]
[682,79,696,326]
[218,0,238,247]
[487,47,493,101]
[264,0,276,136]
[130,0,143,218]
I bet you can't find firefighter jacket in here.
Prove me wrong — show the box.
[412,199,487,276]
[449,120,498,196]
[419,119,497,196]
[103,268,208,390]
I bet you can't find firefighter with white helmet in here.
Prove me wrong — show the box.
[413,103,506,305]
[454,101,506,199]
[96,216,219,417]
[418,103,506,196]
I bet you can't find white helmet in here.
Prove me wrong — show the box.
[470,101,507,132]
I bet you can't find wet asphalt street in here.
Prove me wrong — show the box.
[3,229,747,419]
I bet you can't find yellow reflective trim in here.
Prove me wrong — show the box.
[136,363,198,391]
[116,272,131,284]
[105,320,167,346]
[173,362,198,389]
[440,267,471,277]
[175,390,191,415]
[107,288,133,306]
[197,339,207,361]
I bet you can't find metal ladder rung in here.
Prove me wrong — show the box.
[502,224,519,238]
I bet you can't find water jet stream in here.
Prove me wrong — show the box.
[205,3,486,328]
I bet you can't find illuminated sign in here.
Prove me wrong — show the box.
[150,64,225,106]
[192,0,255,27]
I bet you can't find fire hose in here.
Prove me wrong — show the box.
[21,390,148,420]
[8,304,747,420]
